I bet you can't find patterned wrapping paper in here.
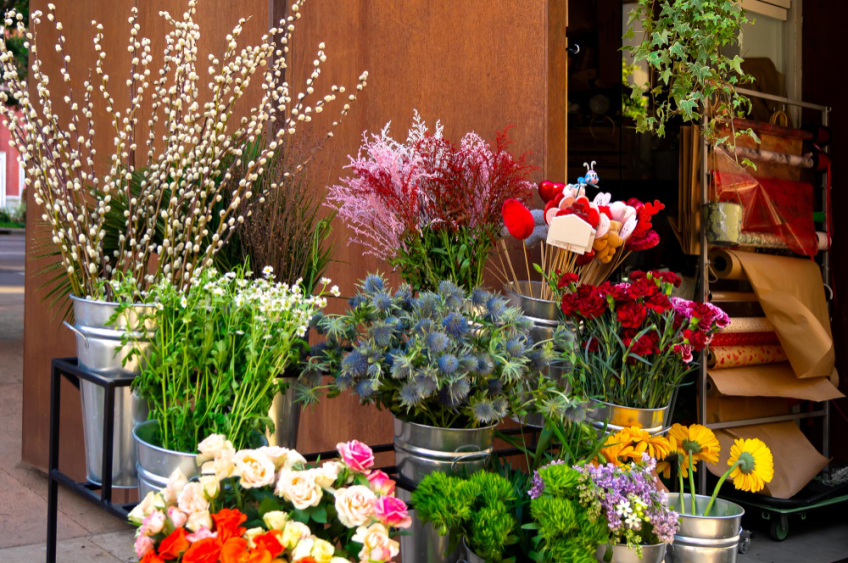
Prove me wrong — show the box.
[709,345,788,369]
[711,331,780,347]
[718,317,775,334]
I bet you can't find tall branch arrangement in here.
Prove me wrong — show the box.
[0,0,367,299]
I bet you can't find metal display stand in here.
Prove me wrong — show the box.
[696,90,840,538]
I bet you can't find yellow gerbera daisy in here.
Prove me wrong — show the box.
[657,453,695,479]
[596,432,626,466]
[727,438,774,493]
[618,426,672,461]
[668,423,720,464]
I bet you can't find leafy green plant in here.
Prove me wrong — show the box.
[413,471,519,562]
[624,0,755,142]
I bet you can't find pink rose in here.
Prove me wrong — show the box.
[367,470,396,496]
[140,510,166,536]
[186,528,218,543]
[168,506,188,529]
[134,535,154,558]
[373,496,411,529]
[336,440,374,473]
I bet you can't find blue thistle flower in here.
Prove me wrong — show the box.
[367,363,381,378]
[471,399,498,425]
[413,318,434,334]
[471,288,490,306]
[505,338,525,357]
[372,291,393,313]
[390,355,414,380]
[485,296,506,321]
[476,353,495,375]
[335,373,354,391]
[348,294,366,308]
[394,285,413,308]
[341,350,368,377]
[487,378,504,396]
[437,354,459,375]
[299,360,323,387]
[370,323,394,348]
[442,312,469,338]
[363,274,385,294]
[414,292,440,318]
[459,355,478,373]
[493,397,509,419]
[527,349,550,370]
[516,315,534,332]
[425,331,449,354]
[438,280,461,298]
[449,378,471,402]
[412,373,438,397]
[399,381,424,408]
[437,384,463,408]
[355,379,377,399]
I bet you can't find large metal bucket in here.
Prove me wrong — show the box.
[504,281,570,427]
[596,543,667,563]
[267,383,301,448]
[394,418,495,563]
[588,398,672,436]
[460,538,484,563]
[67,295,156,488]
[134,420,200,498]
[665,493,744,563]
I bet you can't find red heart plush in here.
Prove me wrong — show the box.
[538,181,565,203]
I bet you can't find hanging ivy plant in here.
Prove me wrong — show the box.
[624,0,756,143]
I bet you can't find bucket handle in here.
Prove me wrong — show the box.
[62,321,89,348]
[450,450,491,472]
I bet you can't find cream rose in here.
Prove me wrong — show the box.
[177,482,209,514]
[233,449,276,489]
[244,527,264,549]
[185,510,213,532]
[257,446,307,471]
[162,468,188,504]
[310,461,343,490]
[352,523,400,562]
[128,491,158,524]
[334,485,376,528]
[196,434,233,465]
[199,475,220,499]
[291,537,315,562]
[213,447,236,481]
[311,538,336,563]
[263,510,289,531]
[280,520,312,549]
[275,469,323,509]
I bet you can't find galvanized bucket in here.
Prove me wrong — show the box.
[460,538,485,563]
[665,493,744,563]
[504,281,570,427]
[394,418,495,563]
[596,543,667,563]
[267,383,301,449]
[65,295,156,488]
[587,398,672,436]
[134,420,201,498]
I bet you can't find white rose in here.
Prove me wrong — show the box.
[177,482,209,514]
[311,461,343,490]
[185,510,213,532]
[213,448,236,480]
[280,520,311,549]
[140,510,166,536]
[128,491,157,524]
[275,469,323,509]
[244,527,264,548]
[262,510,289,530]
[291,537,315,562]
[233,450,276,489]
[257,446,306,471]
[352,523,400,562]
[196,434,233,465]
[334,485,376,528]
[311,538,336,563]
[199,475,220,499]
[163,469,188,504]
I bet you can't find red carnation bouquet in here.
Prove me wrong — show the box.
[554,270,728,409]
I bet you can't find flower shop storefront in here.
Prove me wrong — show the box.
[12,1,848,563]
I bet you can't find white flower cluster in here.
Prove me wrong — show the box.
[0,1,367,298]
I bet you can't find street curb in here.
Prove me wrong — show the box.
[0,228,25,236]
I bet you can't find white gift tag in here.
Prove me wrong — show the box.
[546,214,596,255]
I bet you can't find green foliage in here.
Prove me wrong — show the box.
[529,465,609,563]
[624,0,754,141]
[413,471,519,562]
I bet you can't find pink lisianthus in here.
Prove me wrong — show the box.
[337,440,374,473]
[367,470,396,496]
[185,528,218,543]
[134,535,154,558]
[168,506,188,529]
[373,496,412,529]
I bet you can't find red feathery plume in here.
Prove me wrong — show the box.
[503,199,535,240]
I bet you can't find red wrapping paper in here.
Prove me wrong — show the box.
[711,331,780,347]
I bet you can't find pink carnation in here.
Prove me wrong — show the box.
[367,470,396,496]
[373,496,412,529]
[337,440,374,473]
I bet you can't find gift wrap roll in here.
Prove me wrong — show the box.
[709,291,758,303]
[708,344,787,368]
[709,248,747,280]
[711,332,779,347]
[719,317,775,334]
[737,230,830,252]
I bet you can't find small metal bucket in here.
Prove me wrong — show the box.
[66,295,156,488]
[588,398,672,436]
[504,281,570,427]
[134,420,200,498]
[596,543,667,563]
[267,383,301,449]
[705,203,743,247]
[665,493,745,563]
[460,538,485,563]
[394,418,495,563]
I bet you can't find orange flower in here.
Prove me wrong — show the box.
[617,427,672,461]
[253,531,284,559]
[141,552,165,563]
[595,431,626,466]
[220,538,249,563]
[212,508,248,542]
[182,537,223,563]
[657,453,695,479]
[157,527,190,560]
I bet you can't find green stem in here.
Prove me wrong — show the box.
[677,456,685,514]
[688,455,697,514]
[704,461,741,516]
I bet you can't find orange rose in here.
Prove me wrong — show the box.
[182,537,222,563]
[212,508,248,542]
[140,552,165,563]
[246,548,273,563]
[253,531,283,559]
[220,537,249,563]
[157,527,190,560]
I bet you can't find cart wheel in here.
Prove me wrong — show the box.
[769,514,789,542]
[738,530,752,554]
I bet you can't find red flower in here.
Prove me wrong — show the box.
[627,276,658,300]
[657,271,681,287]
[558,272,579,289]
[625,330,659,357]
[502,198,535,240]
[684,328,708,351]
[616,301,648,329]
[631,200,665,239]
[561,292,581,317]
[600,282,630,302]
[212,509,247,543]
[158,528,190,560]
[576,284,607,319]
[645,292,672,314]
[182,538,223,563]
[626,230,660,251]
[584,337,600,353]
[141,553,166,563]
[253,531,284,559]
[575,250,595,266]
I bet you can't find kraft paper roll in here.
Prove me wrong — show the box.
[737,231,829,252]
[711,332,779,347]
[719,317,775,334]
[709,345,787,369]
[709,291,757,303]
[709,248,746,280]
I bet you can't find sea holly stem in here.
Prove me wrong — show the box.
[688,455,697,514]
[704,460,742,516]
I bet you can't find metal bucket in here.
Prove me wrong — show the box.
[66,295,156,488]
[596,543,667,563]
[267,383,301,448]
[665,493,744,563]
[504,281,570,427]
[394,418,495,563]
[134,420,200,499]
[588,398,672,436]
[461,538,485,563]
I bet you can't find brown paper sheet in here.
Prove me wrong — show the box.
[707,422,828,499]
[719,317,775,334]
[705,395,789,424]
[708,363,843,402]
[732,251,837,382]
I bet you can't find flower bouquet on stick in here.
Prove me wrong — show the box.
[328,112,534,291]
[129,438,408,563]
[496,163,665,302]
